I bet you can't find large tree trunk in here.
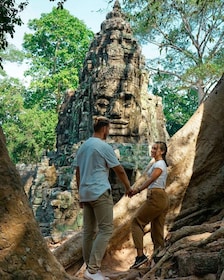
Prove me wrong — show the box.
[0,128,78,280]
[54,75,224,279]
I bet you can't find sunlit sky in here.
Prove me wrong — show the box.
[4,0,159,81]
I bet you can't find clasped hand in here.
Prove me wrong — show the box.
[126,186,139,197]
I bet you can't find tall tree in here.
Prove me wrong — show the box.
[0,1,66,68]
[122,0,224,103]
[0,0,28,66]
[23,8,94,111]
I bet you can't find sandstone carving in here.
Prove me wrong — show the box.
[57,0,168,149]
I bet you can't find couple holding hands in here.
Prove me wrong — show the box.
[76,117,169,280]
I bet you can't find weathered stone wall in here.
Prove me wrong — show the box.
[27,155,82,240]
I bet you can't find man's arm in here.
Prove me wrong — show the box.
[76,166,83,207]
[112,165,132,196]
[75,166,80,190]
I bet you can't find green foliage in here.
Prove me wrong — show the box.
[122,0,224,102]
[0,1,67,68]
[0,78,25,124]
[0,77,57,163]
[23,8,94,111]
[3,108,57,163]
[152,74,198,136]
[0,1,28,50]
[2,108,58,164]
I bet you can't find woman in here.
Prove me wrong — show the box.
[130,141,169,269]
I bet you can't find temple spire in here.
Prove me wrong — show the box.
[113,0,121,11]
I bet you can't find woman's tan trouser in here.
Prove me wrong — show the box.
[82,190,113,274]
[131,188,169,251]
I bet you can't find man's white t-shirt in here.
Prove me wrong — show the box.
[76,137,120,202]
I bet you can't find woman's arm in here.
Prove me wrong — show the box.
[132,168,162,196]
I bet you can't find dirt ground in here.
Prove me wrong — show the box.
[49,231,154,279]
[74,247,153,280]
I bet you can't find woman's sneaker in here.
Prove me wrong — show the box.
[84,269,110,280]
[130,254,148,269]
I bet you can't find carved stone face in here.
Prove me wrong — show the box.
[94,91,141,140]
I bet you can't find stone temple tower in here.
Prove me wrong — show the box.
[56,0,168,151]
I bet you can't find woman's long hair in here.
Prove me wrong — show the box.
[156,141,168,166]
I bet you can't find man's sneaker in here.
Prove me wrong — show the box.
[130,254,148,269]
[84,269,110,280]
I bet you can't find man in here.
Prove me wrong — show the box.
[76,116,132,280]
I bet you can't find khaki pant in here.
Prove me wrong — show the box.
[82,190,113,273]
[131,188,169,251]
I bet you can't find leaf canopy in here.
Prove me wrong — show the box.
[123,0,224,102]
[23,7,94,110]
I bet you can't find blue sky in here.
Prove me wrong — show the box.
[5,0,158,81]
